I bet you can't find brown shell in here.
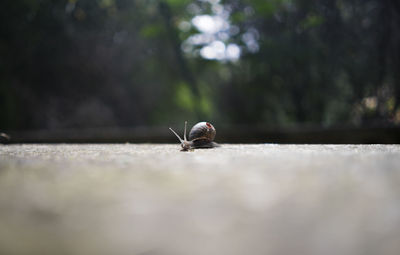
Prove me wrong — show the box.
[188,122,216,142]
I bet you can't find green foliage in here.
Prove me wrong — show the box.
[175,82,195,111]
[0,0,399,130]
[141,24,164,38]
[301,13,324,29]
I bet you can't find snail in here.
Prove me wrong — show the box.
[169,121,219,151]
[0,132,10,144]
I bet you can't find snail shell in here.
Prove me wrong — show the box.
[169,121,219,151]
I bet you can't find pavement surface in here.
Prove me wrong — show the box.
[0,144,400,255]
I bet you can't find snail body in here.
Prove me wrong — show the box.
[169,121,219,151]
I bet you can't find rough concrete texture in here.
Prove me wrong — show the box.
[0,144,400,255]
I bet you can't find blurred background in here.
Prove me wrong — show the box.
[1,0,400,143]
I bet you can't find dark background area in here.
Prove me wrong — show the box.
[1,0,399,143]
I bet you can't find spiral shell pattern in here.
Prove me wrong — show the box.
[188,122,216,142]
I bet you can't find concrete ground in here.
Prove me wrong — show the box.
[0,144,400,255]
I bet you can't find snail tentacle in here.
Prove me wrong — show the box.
[169,127,184,144]
[184,121,187,141]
